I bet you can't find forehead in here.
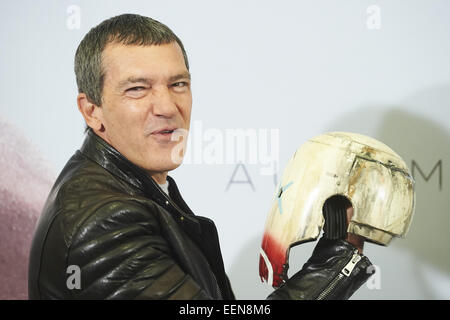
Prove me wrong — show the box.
[101,41,187,82]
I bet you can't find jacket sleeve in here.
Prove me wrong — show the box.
[267,237,375,300]
[66,199,211,300]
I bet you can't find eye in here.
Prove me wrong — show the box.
[127,86,146,92]
[125,86,148,98]
[171,81,190,92]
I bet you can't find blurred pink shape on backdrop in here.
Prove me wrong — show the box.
[0,117,55,299]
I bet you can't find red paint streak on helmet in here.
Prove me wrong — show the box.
[259,232,287,288]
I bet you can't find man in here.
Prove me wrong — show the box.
[28,14,372,299]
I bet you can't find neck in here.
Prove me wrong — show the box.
[151,172,168,185]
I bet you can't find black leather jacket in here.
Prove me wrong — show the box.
[28,130,373,300]
[29,130,233,299]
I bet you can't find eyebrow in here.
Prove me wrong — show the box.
[117,72,191,90]
[168,71,191,83]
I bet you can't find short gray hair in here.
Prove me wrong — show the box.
[74,13,189,108]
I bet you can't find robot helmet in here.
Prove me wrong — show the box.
[259,132,415,287]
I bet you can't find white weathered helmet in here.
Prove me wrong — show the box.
[259,132,415,287]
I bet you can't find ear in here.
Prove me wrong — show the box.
[77,93,105,132]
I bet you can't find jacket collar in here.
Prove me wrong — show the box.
[310,237,359,262]
[80,129,149,192]
[79,129,201,233]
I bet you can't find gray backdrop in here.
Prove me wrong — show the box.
[0,0,449,299]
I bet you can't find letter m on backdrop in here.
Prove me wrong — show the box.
[412,160,442,190]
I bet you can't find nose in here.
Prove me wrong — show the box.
[152,86,178,118]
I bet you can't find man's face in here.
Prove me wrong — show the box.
[98,41,192,176]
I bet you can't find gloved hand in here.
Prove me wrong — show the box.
[267,195,374,300]
[267,236,374,300]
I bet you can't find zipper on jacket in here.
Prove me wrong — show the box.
[316,249,361,300]
[149,177,194,222]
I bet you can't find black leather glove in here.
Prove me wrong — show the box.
[267,237,375,300]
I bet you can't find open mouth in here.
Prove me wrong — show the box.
[150,128,179,141]
[152,127,178,135]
